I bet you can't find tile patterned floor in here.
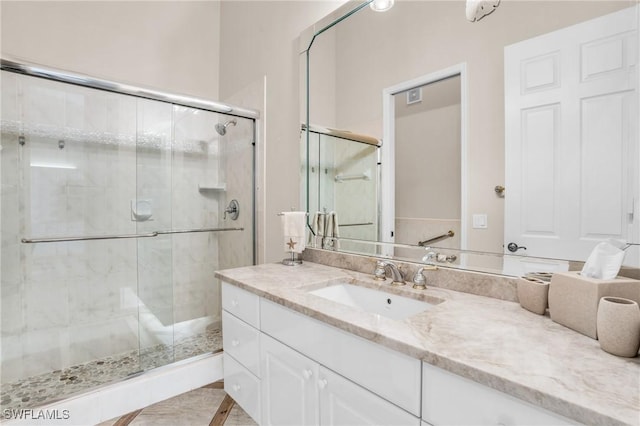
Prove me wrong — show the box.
[97,382,256,426]
[1,329,222,412]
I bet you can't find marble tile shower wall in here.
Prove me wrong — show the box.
[1,73,226,382]
[218,116,254,272]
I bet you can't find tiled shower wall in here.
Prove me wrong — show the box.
[1,72,248,382]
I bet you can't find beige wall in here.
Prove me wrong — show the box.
[1,1,221,99]
[218,1,344,263]
[395,76,461,221]
[1,0,344,264]
[309,0,630,253]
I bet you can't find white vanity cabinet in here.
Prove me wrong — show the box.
[260,298,422,417]
[221,283,262,424]
[261,332,418,426]
[222,281,575,426]
[421,362,576,425]
[223,282,421,426]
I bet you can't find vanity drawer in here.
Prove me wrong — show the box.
[222,310,260,377]
[422,362,576,425]
[222,281,260,328]
[224,353,261,424]
[260,298,421,417]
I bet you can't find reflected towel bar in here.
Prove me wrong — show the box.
[334,172,370,183]
[22,227,244,243]
[340,222,374,227]
[418,230,455,247]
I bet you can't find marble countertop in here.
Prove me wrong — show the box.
[215,261,640,425]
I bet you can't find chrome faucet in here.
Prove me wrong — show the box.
[374,260,405,286]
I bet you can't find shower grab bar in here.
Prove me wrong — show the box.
[21,227,244,243]
[418,230,455,247]
[21,232,159,244]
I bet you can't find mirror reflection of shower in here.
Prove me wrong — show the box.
[215,118,237,135]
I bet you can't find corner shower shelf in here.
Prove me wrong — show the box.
[198,183,226,191]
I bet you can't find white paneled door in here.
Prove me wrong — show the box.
[505,6,639,264]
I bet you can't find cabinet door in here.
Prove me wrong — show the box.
[318,367,419,426]
[261,333,319,426]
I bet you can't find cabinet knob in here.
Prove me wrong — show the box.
[232,383,241,392]
[318,378,328,389]
[302,369,313,380]
[231,339,240,347]
[231,299,239,307]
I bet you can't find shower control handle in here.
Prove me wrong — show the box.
[224,199,240,220]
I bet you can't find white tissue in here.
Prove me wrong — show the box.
[580,241,626,280]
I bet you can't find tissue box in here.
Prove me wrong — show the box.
[548,272,640,339]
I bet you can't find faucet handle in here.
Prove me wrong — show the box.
[412,268,427,290]
[412,266,437,290]
[374,260,387,281]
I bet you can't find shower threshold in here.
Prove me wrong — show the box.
[0,327,222,412]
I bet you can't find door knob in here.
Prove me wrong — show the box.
[507,242,527,252]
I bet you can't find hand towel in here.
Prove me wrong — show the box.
[282,211,306,254]
[326,211,340,249]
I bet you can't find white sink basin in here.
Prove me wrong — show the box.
[309,283,436,320]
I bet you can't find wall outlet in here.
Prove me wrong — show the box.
[472,214,488,229]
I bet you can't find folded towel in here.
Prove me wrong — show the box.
[282,211,306,254]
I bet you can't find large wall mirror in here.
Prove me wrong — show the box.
[301,0,640,276]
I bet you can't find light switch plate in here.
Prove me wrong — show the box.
[473,214,488,229]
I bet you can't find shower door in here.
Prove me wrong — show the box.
[0,70,255,411]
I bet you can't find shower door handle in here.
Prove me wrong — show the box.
[22,227,244,243]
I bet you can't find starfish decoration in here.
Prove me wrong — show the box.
[286,238,297,250]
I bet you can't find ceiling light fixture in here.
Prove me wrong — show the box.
[465,0,500,22]
[369,0,394,12]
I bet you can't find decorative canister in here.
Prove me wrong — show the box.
[517,277,549,315]
[596,297,640,357]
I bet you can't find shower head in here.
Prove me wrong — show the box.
[215,119,237,136]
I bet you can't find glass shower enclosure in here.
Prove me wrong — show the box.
[0,60,256,410]
[302,125,380,251]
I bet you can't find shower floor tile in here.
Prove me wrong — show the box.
[0,328,222,412]
[97,381,256,426]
